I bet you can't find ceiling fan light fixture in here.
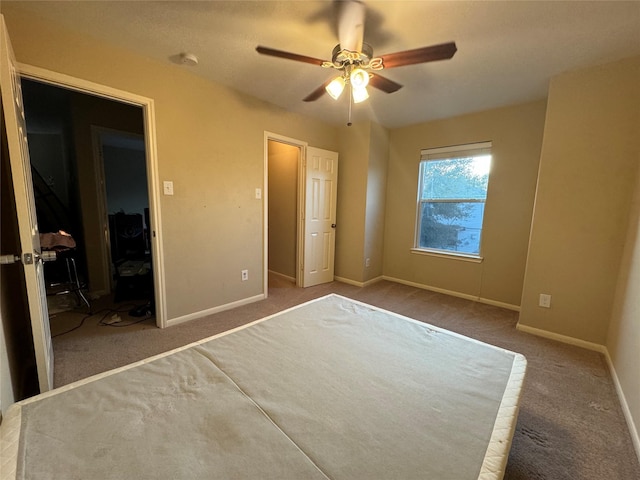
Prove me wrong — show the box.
[350,68,369,89]
[326,76,346,100]
[352,85,369,104]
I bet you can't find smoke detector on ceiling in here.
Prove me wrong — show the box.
[179,53,199,66]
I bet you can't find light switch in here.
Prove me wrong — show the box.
[163,181,174,195]
[255,188,262,199]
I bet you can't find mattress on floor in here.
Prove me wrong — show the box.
[0,294,526,480]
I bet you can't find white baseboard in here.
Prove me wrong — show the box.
[381,276,521,312]
[334,275,520,311]
[477,297,520,311]
[268,270,296,283]
[516,322,640,462]
[515,323,607,353]
[165,294,265,327]
[334,275,384,288]
[602,349,640,463]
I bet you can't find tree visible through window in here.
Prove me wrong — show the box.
[415,142,491,256]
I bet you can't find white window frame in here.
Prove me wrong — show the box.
[412,141,492,261]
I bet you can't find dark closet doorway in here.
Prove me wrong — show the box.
[21,78,154,319]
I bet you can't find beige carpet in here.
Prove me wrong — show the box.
[49,275,640,479]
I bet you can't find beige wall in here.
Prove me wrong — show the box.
[384,100,547,307]
[1,5,338,320]
[519,56,640,343]
[335,123,370,282]
[267,140,298,280]
[364,121,388,282]
[608,164,640,454]
[335,121,389,284]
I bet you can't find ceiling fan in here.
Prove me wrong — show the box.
[256,0,457,120]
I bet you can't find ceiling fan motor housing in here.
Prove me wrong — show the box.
[329,43,378,70]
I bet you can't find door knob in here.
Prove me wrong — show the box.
[331,224,337,228]
[0,254,20,265]
[0,251,56,265]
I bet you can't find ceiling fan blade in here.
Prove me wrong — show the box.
[338,0,365,52]
[369,73,403,94]
[379,42,457,69]
[303,80,332,102]
[256,46,325,66]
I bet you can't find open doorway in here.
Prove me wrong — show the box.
[267,139,301,288]
[264,133,339,294]
[21,78,156,324]
[94,129,153,312]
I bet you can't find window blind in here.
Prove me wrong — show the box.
[421,141,492,161]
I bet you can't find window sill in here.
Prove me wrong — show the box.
[410,248,483,263]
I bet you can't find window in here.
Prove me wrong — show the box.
[414,142,492,257]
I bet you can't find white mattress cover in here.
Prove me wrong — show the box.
[0,294,526,480]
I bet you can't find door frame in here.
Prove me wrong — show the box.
[263,132,307,294]
[17,62,168,328]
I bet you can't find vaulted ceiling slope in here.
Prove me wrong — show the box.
[8,1,640,128]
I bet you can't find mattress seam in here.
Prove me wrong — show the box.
[192,346,335,480]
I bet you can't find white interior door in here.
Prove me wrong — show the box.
[302,147,338,287]
[1,16,54,392]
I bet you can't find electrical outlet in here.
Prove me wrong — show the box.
[539,293,552,308]
[241,269,248,281]
[365,258,371,268]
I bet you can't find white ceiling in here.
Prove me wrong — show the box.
[11,1,640,128]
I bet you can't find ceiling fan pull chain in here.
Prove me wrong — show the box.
[347,86,353,127]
